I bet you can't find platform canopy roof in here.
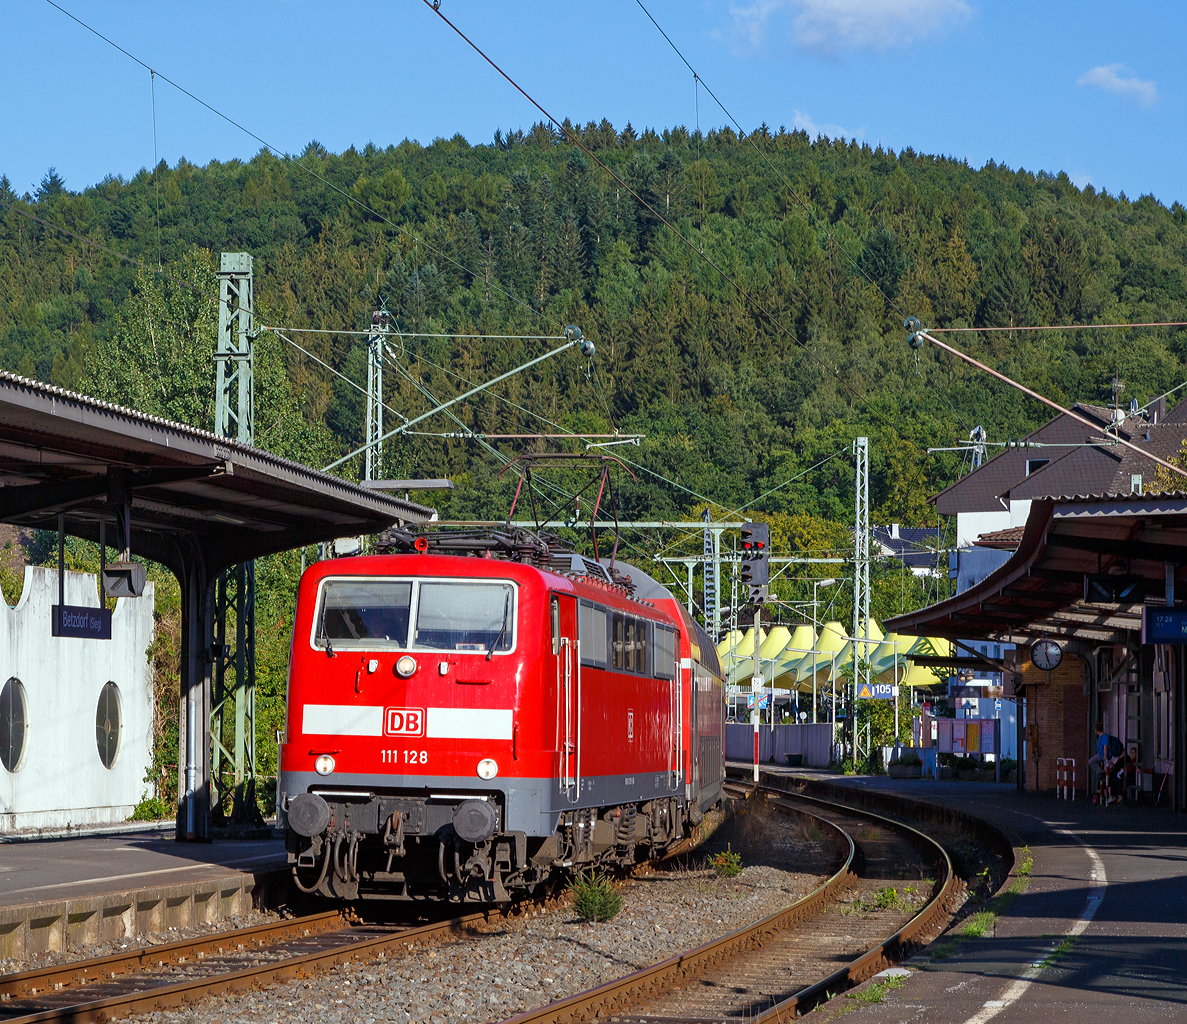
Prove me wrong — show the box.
[886,495,1187,645]
[0,370,434,578]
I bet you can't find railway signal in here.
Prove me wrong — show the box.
[740,522,769,603]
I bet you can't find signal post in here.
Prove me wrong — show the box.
[741,522,770,785]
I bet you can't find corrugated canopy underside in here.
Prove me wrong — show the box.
[0,370,434,575]
[886,495,1187,645]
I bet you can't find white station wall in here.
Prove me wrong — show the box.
[0,567,154,831]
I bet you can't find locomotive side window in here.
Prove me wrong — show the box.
[318,581,412,647]
[579,601,608,666]
[633,619,649,673]
[612,614,625,669]
[653,625,676,680]
[414,582,514,653]
[551,595,561,656]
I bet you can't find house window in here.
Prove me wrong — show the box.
[1026,459,1049,476]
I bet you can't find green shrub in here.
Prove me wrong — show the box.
[568,871,622,922]
[889,751,922,767]
[129,793,174,821]
[712,844,743,878]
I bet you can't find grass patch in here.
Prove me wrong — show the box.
[845,975,907,1004]
[928,846,1034,961]
[1037,934,1079,970]
[1015,846,1033,878]
[961,910,997,938]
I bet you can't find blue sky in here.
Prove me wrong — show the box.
[3,1,1183,205]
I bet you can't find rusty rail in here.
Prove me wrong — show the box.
[498,782,956,1024]
[0,833,701,1023]
[0,903,529,1023]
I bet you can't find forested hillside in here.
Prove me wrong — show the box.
[5,122,1187,526]
[4,120,1187,802]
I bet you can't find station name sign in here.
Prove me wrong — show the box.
[1141,606,1187,645]
[52,604,112,640]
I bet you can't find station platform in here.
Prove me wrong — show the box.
[0,825,287,959]
[735,764,1187,1023]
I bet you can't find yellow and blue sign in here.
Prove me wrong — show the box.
[857,682,894,699]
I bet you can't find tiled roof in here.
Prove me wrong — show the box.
[932,405,1114,515]
[973,527,1024,549]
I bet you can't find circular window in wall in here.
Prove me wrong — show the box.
[0,677,27,773]
[96,681,121,770]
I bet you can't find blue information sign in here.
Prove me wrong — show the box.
[856,682,894,699]
[1142,606,1187,645]
[52,604,112,640]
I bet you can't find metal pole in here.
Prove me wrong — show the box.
[830,654,837,755]
[752,605,761,785]
[894,648,900,744]
[56,513,64,630]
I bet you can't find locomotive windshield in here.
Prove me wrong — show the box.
[318,580,412,646]
[313,578,515,652]
[414,582,514,652]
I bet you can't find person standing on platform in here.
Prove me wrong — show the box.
[1088,721,1121,802]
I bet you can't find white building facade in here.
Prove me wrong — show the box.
[0,567,154,831]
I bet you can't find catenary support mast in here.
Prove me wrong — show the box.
[211,252,259,826]
[852,436,870,760]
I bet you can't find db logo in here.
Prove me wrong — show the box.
[385,707,425,737]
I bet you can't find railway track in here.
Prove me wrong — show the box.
[0,784,960,1024]
[0,830,699,1024]
[0,902,532,1024]
[498,781,957,1024]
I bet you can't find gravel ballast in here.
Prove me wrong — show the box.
[132,802,840,1024]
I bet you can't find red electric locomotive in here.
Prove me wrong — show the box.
[278,529,725,902]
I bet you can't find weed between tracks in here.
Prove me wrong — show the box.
[929,845,1033,960]
[844,972,907,1003]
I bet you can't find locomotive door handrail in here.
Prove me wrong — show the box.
[575,638,582,800]
[559,636,576,800]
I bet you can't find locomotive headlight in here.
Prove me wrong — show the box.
[314,754,336,776]
[395,655,418,678]
[476,758,498,780]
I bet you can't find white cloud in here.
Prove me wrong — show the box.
[729,0,786,47]
[788,0,972,55]
[1077,64,1157,107]
[792,109,863,140]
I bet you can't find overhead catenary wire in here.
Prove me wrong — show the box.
[927,321,1187,333]
[264,327,409,424]
[262,326,568,340]
[632,0,907,319]
[914,328,1187,480]
[420,0,911,451]
[43,0,563,336]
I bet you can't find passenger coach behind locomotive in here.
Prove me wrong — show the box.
[278,534,725,901]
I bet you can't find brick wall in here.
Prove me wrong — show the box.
[1022,655,1090,793]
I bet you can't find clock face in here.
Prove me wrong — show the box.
[1030,639,1063,671]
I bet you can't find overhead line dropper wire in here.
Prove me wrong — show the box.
[265,327,410,424]
[917,329,1187,480]
[43,0,561,336]
[421,0,904,446]
[382,338,841,541]
[0,198,220,299]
